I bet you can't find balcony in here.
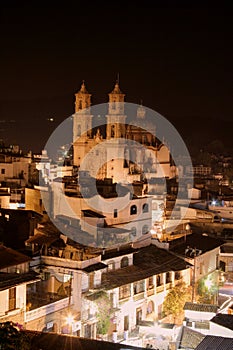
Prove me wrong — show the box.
[147,287,154,296]
[119,296,131,305]
[133,292,145,302]
[25,296,69,322]
[26,290,69,311]
[156,285,164,294]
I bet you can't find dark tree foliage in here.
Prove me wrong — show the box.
[0,322,30,350]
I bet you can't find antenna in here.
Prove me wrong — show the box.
[117,72,120,84]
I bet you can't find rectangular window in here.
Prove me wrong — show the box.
[147,276,154,289]
[114,209,118,218]
[133,280,145,294]
[9,287,16,311]
[119,285,131,300]
[1,169,5,174]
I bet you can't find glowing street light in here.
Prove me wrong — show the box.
[66,314,74,326]
[205,277,212,290]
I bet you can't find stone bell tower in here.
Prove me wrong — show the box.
[73,81,93,167]
[106,81,126,140]
[105,81,127,182]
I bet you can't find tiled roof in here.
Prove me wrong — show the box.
[24,330,145,350]
[179,326,205,349]
[184,302,218,313]
[101,244,191,289]
[210,313,233,331]
[83,262,107,273]
[195,335,233,350]
[100,245,136,260]
[0,245,31,269]
[0,270,40,291]
[26,233,59,245]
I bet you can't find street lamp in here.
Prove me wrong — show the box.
[65,313,74,334]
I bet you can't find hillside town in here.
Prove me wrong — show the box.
[0,82,233,350]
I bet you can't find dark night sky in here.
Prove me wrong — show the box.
[0,0,232,154]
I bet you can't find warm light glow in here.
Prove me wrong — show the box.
[205,277,212,289]
[66,314,74,325]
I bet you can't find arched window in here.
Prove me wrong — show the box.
[121,257,129,268]
[130,205,137,215]
[147,300,154,314]
[77,124,81,136]
[142,203,149,213]
[156,275,161,286]
[142,225,149,235]
[131,227,137,236]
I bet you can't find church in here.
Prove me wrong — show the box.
[72,81,173,186]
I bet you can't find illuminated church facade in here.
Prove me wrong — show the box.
[73,81,173,185]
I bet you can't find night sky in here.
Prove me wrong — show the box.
[0,1,232,154]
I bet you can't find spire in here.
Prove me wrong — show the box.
[111,80,123,94]
[79,80,89,94]
[108,77,125,115]
[75,80,91,112]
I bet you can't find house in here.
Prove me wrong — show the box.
[0,245,39,326]
[219,242,233,274]
[25,223,106,337]
[27,176,153,248]
[25,221,192,345]
[170,233,224,303]
[95,244,191,342]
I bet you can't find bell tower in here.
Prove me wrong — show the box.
[105,80,127,182]
[75,80,91,112]
[73,81,93,167]
[106,81,126,139]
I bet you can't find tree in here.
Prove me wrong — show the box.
[197,273,218,304]
[163,282,190,323]
[93,291,111,335]
[0,322,30,349]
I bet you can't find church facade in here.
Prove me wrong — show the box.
[73,81,173,186]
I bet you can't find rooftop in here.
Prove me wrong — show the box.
[195,335,233,350]
[101,244,191,289]
[184,302,218,313]
[220,243,233,253]
[0,270,40,291]
[179,326,205,349]
[23,330,145,350]
[0,245,31,269]
[210,313,233,331]
[82,262,107,273]
[170,232,224,257]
